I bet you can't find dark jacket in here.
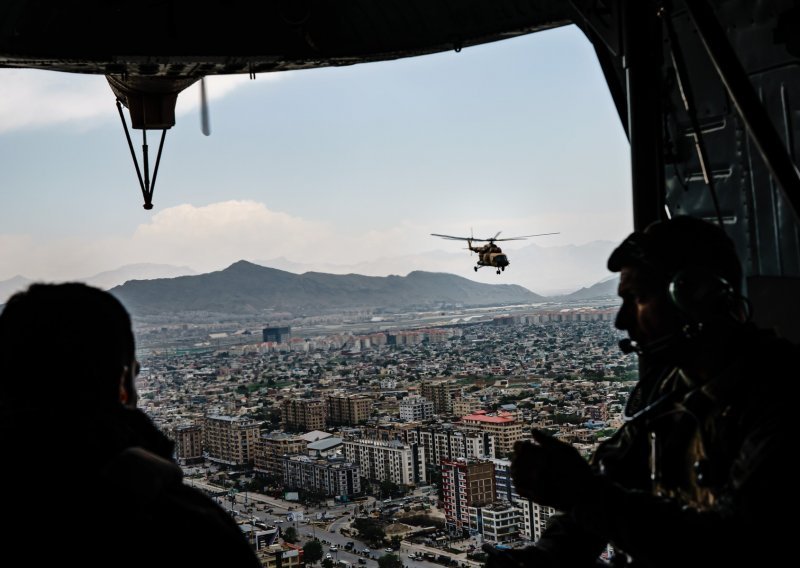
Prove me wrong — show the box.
[1,405,261,568]
[533,325,797,567]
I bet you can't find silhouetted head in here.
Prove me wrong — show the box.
[608,216,744,358]
[0,283,137,410]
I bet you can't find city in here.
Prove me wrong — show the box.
[136,302,634,567]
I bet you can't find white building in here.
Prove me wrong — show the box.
[516,498,557,542]
[343,439,426,486]
[399,395,435,422]
[468,502,521,544]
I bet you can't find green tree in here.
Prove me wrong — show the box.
[283,526,298,544]
[303,540,323,564]
[353,517,386,546]
[378,554,403,568]
[322,559,334,568]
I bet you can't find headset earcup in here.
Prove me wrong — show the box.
[668,269,735,322]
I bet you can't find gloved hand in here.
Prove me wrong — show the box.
[510,429,597,510]
[483,544,553,568]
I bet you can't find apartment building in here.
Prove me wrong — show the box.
[441,459,495,535]
[399,395,435,422]
[281,398,326,432]
[460,411,524,458]
[282,455,361,497]
[254,432,307,478]
[204,414,260,466]
[517,499,557,541]
[327,394,373,426]
[468,502,521,544]
[406,427,495,475]
[172,423,203,463]
[343,439,425,486]
[452,396,482,418]
[420,379,461,415]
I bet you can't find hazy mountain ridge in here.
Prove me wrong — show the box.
[0,263,197,304]
[258,239,618,296]
[555,274,620,301]
[110,261,547,316]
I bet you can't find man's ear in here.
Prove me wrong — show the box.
[119,367,130,406]
[119,365,138,408]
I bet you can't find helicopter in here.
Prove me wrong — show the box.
[431,231,559,274]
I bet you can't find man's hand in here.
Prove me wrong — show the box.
[510,429,596,510]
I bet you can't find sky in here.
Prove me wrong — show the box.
[0,25,632,292]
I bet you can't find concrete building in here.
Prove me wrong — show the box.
[468,502,521,544]
[452,396,482,418]
[172,423,203,463]
[420,379,461,415]
[281,398,326,432]
[488,458,521,503]
[441,459,495,535]
[343,439,426,486]
[255,432,307,478]
[327,394,373,426]
[406,427,495,476]
[460,411,524,458]
[256,543,303,568]
[282,455,361,497]
[262,326,291,343]
[399,395,435,422]
[204,415,261,466]
[517,499,557,542]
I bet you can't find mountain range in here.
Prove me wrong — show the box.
[0,263,197,304]
[110,261,547,316]
[0,241,622,310]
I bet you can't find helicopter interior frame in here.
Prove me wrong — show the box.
[1,0,799,337]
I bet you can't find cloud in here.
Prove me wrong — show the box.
[0,69,267,134]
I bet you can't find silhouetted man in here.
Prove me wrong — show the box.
[498,216,796,567]
[0,283,260,568]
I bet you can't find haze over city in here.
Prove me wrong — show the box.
[0,25,631,294]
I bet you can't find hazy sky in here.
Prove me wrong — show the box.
[0,25,632,287]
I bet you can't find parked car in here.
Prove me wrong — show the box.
[357,560,367,565]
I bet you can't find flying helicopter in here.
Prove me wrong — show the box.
[431,231,559,274]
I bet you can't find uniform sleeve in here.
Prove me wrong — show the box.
[569,410,792,568]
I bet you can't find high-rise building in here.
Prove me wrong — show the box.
[420,379,461,415]
[204,415,260,466]
[399,395,435,422]
[262,326,291,343]
[460,411,524,458]
[452,396,482,418]
[281,398,326,432]
[327,394,373,426]
[172,423,203,463]
[254,432,307,478]
[343,439,426,486]
[489,458,520,503]
[468,502,521,544]
[441,459,495,535]
[405,427,494,476]
[517,499,556,542]
[282,455,361,497]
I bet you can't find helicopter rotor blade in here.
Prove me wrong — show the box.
[493,232,560,241]
[431,233,485,242]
